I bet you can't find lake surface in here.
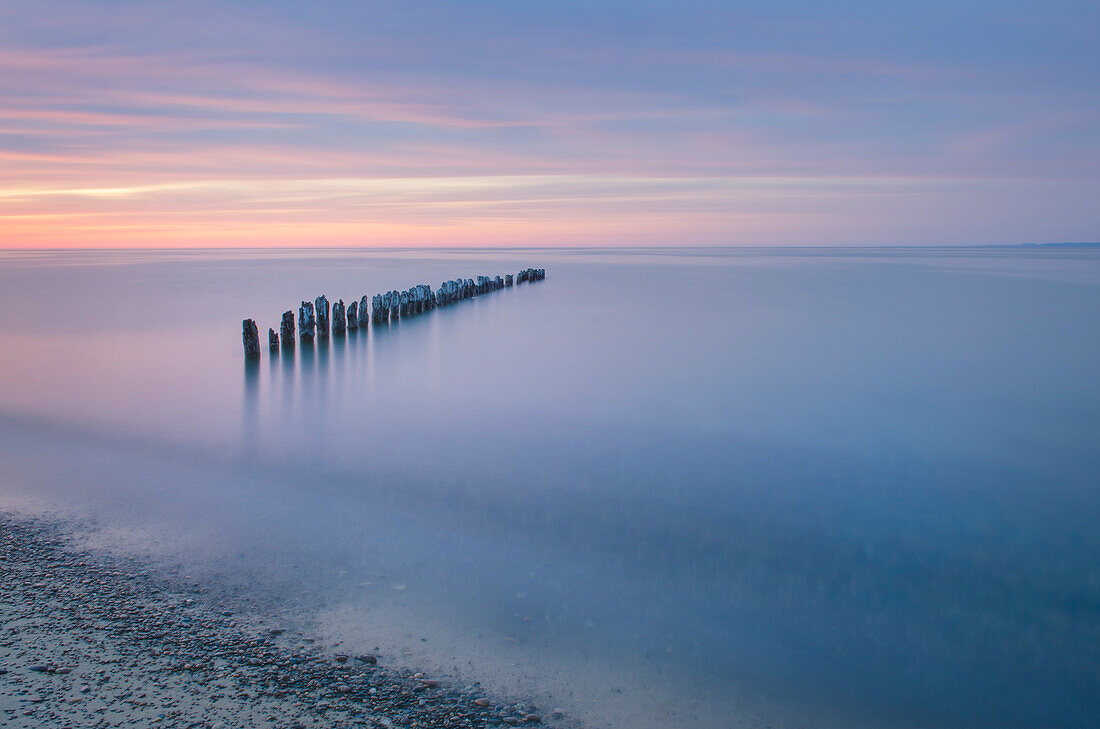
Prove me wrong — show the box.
[0,247,1097,729]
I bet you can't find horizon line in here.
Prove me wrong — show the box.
[2,241,1097,252]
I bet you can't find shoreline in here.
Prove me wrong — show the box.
[0,512,571,729]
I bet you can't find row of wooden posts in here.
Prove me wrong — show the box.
[242,268,546,358]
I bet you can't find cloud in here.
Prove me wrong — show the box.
[0,1,1097,247]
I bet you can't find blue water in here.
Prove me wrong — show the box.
[0,247,1097,729]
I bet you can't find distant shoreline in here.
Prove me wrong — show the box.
[994,241,1100,248]
[0,242,1098,253]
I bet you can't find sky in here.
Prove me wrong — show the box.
[1,0,1097,247]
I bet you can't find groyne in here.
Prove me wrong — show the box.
[243,268,545,358]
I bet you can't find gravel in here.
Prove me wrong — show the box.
[0,513,575,729]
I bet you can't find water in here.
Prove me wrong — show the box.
[0,247,1097,729]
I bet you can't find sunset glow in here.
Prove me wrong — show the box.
[1,1,1097,247]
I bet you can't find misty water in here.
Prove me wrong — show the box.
[0,247,1097,729]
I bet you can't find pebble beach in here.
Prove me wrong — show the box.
[0,514,570,729]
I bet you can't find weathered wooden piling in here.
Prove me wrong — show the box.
[347,300,359,330]
[315,295,330,336]
[359,295,370,328]
[505,274,513,286]
[299,300,316,343]
[280,310,295,347]
[268,328,279,351]
[516,267,544,283]
[333,299,346,334]
[242,319,260,359]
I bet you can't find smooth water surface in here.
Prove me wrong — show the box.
[0,248,1098,729]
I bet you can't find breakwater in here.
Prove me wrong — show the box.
[243,268,545,357]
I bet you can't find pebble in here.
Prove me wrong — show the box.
[0,513,584,729]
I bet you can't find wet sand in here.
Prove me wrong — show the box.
[0,513,570,729]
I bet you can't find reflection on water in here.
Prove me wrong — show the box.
[0,248,1098,729]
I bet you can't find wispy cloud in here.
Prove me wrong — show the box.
[5,173,1091,248]
[0,0,1097,247]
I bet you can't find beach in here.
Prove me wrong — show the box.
[0,513,566,729]
[2,0,1098,725]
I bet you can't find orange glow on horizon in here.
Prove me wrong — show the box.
[0,174,986,248]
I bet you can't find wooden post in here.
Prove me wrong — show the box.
[346,300,358,330]
[242,319,260,359]
[359,295,371,328]
[268,328,279,351]
[279,310,295,347]
[280,310,295,348]
[315,295,330,336]
[333,299,346,334]
[299,300,315,343]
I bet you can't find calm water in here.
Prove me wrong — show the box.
[0,248,1097,729]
